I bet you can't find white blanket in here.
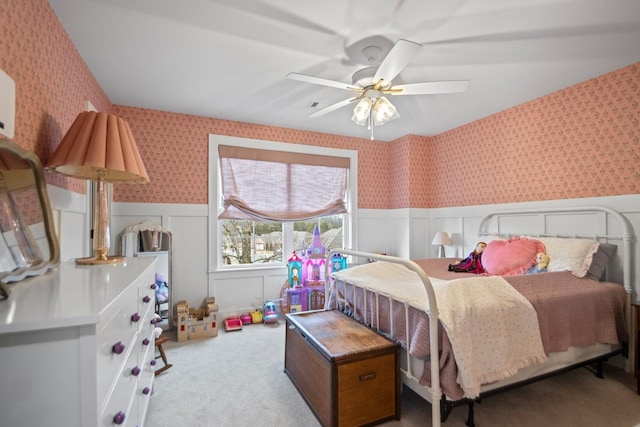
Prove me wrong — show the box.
[331,262,548,398]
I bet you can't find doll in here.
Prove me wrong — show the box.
[448,241,487,274]
[525,252,550,274]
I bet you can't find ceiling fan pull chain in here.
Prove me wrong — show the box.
[369,113,374,140]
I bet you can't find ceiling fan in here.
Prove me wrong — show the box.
[287,38,469,139]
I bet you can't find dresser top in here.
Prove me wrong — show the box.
[0,257,156,334]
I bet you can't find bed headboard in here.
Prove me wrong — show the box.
[477,206,636,300]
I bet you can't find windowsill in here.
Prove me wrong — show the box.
[210,264,287,275]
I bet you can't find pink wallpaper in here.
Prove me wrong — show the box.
[111,106,392,208]
[1,0,113,194]
[423,63,640,207]
[3,0,639,210]
[114,63,639,209]
[388,136,411,208]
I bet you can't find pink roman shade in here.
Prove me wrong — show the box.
[218,145,350,222]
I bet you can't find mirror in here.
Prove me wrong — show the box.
[0,137,60,297]
[119,221,173,330]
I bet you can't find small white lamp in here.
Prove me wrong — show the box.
[432,232,452,258]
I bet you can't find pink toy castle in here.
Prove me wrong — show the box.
[302,225,327,287]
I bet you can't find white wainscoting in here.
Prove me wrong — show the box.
[111,203,209,313]
[47,184,88,262]
[46,191,639,321]
[430,194,640,298]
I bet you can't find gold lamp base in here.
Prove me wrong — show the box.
[75,249,126,265]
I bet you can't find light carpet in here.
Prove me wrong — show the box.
[146,321,640,427]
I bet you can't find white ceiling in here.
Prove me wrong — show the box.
[48,0,640,142]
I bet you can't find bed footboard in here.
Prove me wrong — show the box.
[325,249,444,427]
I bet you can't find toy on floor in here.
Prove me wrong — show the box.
[240,313,252,325]
[250,309,263,323]
[224,315,243,332]
[262,300,279,325]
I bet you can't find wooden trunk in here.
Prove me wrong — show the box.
[285,310,400,427]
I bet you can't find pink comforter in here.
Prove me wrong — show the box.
[327,257,629,400]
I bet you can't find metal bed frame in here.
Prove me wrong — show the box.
[324,206,635,427]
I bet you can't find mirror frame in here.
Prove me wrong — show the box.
[0,137,60,294]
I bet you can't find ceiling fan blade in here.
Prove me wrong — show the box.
[391,80,469,95]
[287,72,356,91]
[308,97,358,118]
[373,39,422,86]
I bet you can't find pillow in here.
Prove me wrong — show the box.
[584,243,617,281]
[482,237,546,276]
[535,237,600,278]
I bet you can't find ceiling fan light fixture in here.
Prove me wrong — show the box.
[372,96,398,126]
[351,97,373,126]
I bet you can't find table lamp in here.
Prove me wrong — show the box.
[47,111,149,264]
[432,231,452,258]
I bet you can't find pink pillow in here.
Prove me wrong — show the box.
[482,237,546,276]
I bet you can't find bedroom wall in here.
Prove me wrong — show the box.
[1,0,113,185]
[109,106,392,209]
[3,0,639,322]
[5,0,637,214]
[113,63,639,210]
[4,0,638,214]
[1,0,114,261]
[414,62,640,208]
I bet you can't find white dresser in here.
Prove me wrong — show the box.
[0,257,158,427]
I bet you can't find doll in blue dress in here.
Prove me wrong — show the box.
[525,252,550,274]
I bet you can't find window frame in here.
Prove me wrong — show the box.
[208,135,357,272]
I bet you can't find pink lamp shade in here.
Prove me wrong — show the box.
[47,111,149,183]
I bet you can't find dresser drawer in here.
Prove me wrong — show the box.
[96,278,145,405]
[97,309,135,405]
[137,279,156,322]
[137,343,155,424]
[136,300,156,367]
[100,358,137,427]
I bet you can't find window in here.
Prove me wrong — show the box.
[220,220,282,265]
[209,136,357,270]
[219,215,344,266]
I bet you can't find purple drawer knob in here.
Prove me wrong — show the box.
[112,341,125,355]
[150,283,157,290]
[142,338,150,346]
[131,366,141,376]
[150,359,157,366]
[150,318,157,325]
[131,313,141,322]
[143,295,151,303]
[142,387,151,395]
[113,411,125,425]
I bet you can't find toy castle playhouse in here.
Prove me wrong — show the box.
[284,225,346,313]
[176,297,219,342]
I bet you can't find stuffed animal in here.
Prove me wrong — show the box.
[525,252,550,274]
[155,272,169,303]
[448,242,487,274]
